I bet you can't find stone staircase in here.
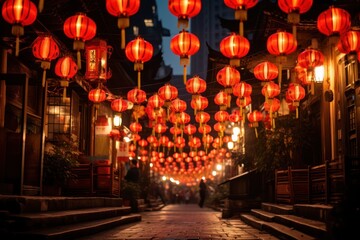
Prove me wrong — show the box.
[0,195,141,240]
[240,202,333,240]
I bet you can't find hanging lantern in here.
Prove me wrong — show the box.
[111,98,128,114]
[2,0,37,56]
[190,95,208,115]
[233,82,252,98]
[84,38,113,82]
[54,56,78,100]
[125,36,153,89]
[214,110,229,122]
[168,0,201,29]
[184,124,197,140]
[63,13,97,69]
[229,109,242,123]
[220,33,250,67]
[32,35,60,87]
[130,122,142,133]
[170,98,187,113]
[106,0,140,49]
[254,61,278,82]
[297,48,324,95]
[224,0,258,36]
[158,83,178,108]
[317,6,351,38]
[264,98,281,128]
[195,111,210,126]
[170,30,200,84]
[337,30,360,56]
[286,83,305,118]
[267,30,297,89]
[217,66,240,106]
[261,81,280,103]
[88,88,107,103]
[127,87,146,104]
[186,76,206,99]
[278,0,313,39]
[247,110,263,138]
[214,91,229,110]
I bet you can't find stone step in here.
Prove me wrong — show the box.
[294,203,333,222]
[11,214,141,240]
[0,195,123,213]
[8,206,132,230]
[240,214,317,240]
[261,202,293,215]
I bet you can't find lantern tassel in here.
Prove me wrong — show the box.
[239,21,244,37]
[311,81,315,95]
[15,37,20,57]
[296,107,299,119]
[255,127,258,138]
[183,66,187,84]
[137,71,141,89]
[42,70,47,87]
[278,63,282,90]
[292,25,297,40]
[77,50,81,70]
[38,0,44,13]
[63,88,67,101]
[121,29,125,49]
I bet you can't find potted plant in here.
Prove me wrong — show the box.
[42,134,80,195]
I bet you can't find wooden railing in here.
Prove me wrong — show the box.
[275,161,344,204]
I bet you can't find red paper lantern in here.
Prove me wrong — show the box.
[111,98,128,113]
[220,33,250,66]
[32,35,60,87]
[2,0,37,56]
[88,88,106,103]
[337,30,360,55]
[195,111,210,124]
[264,98,281,113]
[216,66,240,90]
[63,13,96,69]
[127,88,146,104]
[186,76,207,96]
[170,98,187,113]
[130,122,142,133]
[138,139,148,147]
[168,0,201,29]
[125,36,153,88]
[247,110,263,137]
[170,30,200,84]
[229,109,242,123]
[267,30,297,88]
[106,0,140,49]
[54,56,78,100]
[233,82,252,98]
[191,95,208,113]
[214,91,229,110]
[261,81,280,100]
[184,124,196,136]
[286,83,305,118]
[224,0,258,36]
[158,84,178,102]
[317,6,351,37]
[84,39,113,82]
[254,61,278,81]
[148,93,165,109]
[154,123,167,134]
[278,0,313,38]
[198,124,211,135]
[170,126,182,136]
[215,110,229,122]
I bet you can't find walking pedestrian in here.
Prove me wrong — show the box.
[124,159,140,212]
[198,179,207,208]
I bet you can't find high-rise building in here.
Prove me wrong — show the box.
[190,1,234,79]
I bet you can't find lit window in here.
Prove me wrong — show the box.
[144,19,154,27]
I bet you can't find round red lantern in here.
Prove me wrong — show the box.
[278,0,313,38]
[198,124,211,135]
[88,88,106,103]
[233,82,252,98]
[254,61,278,81]
[337,30,360,55]
[54,56,78,100]
[111,98,128,113]
[158,84,178,103]
[138,139,148,147]
[215,110,229,122]
[154,123,167,134]
[195,111,210,125]
[214,91,229,110]
[125,36,153,88]
[168,0,201,29]
[224,0,258,36]
[106,0,140,49]
[216,66,240,90]
[247,110,263,138]
[317,6,351,37]
[2,0,37,56]
[287,83,305,118]
[63,13,96,69]
[170,98,187,113]
[264,97,281,128]
[190,95,208,114]
[267,30,297,88]
[261,81,280,101]
[32,35,60,87]
[184,124,196,136]
[229,109,242,123]
[186,76,207,98]
[220,33,250,67]
[170,30,200,84]
[127,87,146,104]
[130,122,142,133]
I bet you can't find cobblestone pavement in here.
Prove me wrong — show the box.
[75,204,279,240]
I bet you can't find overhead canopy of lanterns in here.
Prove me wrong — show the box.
[1,0,358,184]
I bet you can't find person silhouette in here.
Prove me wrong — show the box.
[198,179,207,208]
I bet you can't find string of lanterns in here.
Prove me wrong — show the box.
[1,0,359,184]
